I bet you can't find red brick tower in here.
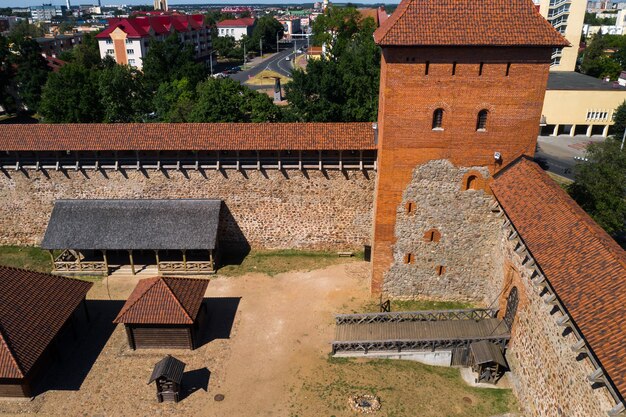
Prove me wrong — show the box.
[371,0,568,294]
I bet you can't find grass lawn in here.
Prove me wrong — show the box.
[245,69,292,86]
[289,357,518,417]
[219,249,363,277]
[0,245,53,273]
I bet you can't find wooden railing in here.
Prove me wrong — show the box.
[53,261,107,272]
[335,308,498,325]
[158,261,214,273]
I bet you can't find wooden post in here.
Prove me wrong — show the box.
[155,250,160,274]
[182,250,187,271]
[102,250,108,275]
[49,250,56,271]
[76,251,82,270]
[209,250,214,271]
[129,250,136,275]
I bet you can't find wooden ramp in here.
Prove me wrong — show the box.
[332,309,511,354]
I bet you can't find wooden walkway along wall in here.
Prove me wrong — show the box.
[332,309,511,355]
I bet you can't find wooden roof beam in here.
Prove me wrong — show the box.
[608,401,625,416]
[588,367,607,385]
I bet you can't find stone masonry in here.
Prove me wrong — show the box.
[383,160,502,303]
[0,168,375,250]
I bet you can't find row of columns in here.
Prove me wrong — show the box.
[550,124,609,137]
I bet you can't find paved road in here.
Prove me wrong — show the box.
[230,39,308,84]
[534,135,604,180]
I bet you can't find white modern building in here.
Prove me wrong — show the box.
[216,18,256,41]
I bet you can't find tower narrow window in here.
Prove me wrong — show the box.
[432,108,444,130]
[476,109,488,131]
[506,62,511,76]
[423,228,441,243]
[404,254,414,264]
[479,62,484,76]
[436,265,446,276]
[466,175,478,190]
[452,62,457,75]
[425,61,430,75]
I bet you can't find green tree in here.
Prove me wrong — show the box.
[60,32,102,69]
[98,65,148,123]
[9,38,50,112]
[569,137,626,236]
[580,32,621,78]
[39,63,103,122]
[153,78,196,122]
[246,16,283,53]
[612,100,626,138]
[285,7,380,122]
[189,77,280,122]
[8,20,45,40]
[0,35,15,113]
[57,21,75,34]
[142,33,206,92]
[213,35,242,59]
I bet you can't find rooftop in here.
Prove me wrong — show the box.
[0,266,93,379]
[217,18,256,28]
[374,0,568,47]
[547,71,626,91]
[96,14,206,40]
[41,199,221,251]
[0,123,376,152]
[491,158,626,400]
[114,277,209,325]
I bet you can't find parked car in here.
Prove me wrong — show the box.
[285,56,291,61]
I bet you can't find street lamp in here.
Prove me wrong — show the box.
[209,50,216,76]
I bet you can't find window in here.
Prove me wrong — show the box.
[479,62,484,76]
[125,39,132,44]
[452,61,457,76]
[405,201,416,214]
[466,175,478,190]
[106,49,114,55]
[425,61,430,75]
[128,58,136,66]
[432,108,444,130]
[127,49,134,54]
[476,110,488,131]
[436,265,446,276]
[506,62,511,76]
[423,229,441,243]
[404,254,414,264]
[106,39,113,44]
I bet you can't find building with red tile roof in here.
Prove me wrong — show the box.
[114,277,209,350]
[217,18,256,41]
[491,157,626,407]
[0,266,92,397]
[96,14,212,70]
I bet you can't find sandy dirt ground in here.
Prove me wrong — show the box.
[0,262,372,417]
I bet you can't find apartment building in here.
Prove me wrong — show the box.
[534,0,585,71]
[30,4,66,22]
[217,18,256,41]
[96,14,212,70]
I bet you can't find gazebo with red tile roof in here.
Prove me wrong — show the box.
[0,266,93,397]
[114,277,209,350]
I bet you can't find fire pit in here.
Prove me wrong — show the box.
[348,394,381,414]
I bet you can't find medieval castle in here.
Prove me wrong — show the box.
[0,0,624,415]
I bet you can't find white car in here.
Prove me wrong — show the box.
[285,56,291,61]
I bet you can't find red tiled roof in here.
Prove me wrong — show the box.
[0,266,93,379]
[217,18,256,28]
[96,14,208,39]
[374,0,569,47]
[0,123,376,151]
[491,158,626,398]
[113,277,208,325]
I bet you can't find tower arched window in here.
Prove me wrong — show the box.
[432,108,444,130]
[476,110,488,131]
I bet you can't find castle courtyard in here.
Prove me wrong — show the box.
[0,261,516,417]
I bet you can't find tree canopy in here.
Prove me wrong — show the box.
[246,16,283,53]
[569,137,626,236]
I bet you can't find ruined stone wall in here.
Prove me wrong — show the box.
[0,168,375,250]
[382,160,503,303]
[498,229,614,417]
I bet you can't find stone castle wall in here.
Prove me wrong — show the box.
[498,228,614,417]
[382,160,503,303]
[0,168,375,250]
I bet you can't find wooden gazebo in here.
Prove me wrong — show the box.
[0,266,92,397]
[41,199,221,276]
[113,276,209,350]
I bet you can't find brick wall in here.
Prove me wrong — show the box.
[0,169,375,250]
[372,46,553,294]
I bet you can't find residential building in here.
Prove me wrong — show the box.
[0,16,23,34]
[277,16,301,39]
[217,18,256,41]
[30,4,66,22]
[35,33,84,58]
[534,0,586,70]
[540,71,626,137]
[154,0,168,12]
[96,14,212,70]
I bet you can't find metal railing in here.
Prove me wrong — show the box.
[335,308,498,325]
